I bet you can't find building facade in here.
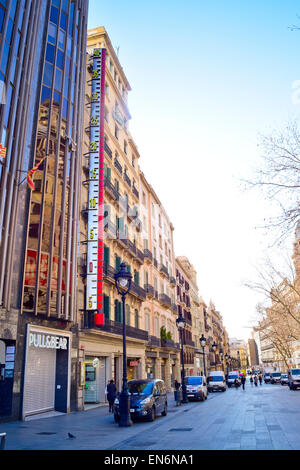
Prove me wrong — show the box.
[0,0,88,421]
[139,171,180,391]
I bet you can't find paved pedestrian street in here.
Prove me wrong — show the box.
[1,380,300,451]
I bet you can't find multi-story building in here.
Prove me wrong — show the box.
[139,171,180,390]
[248,335,259,367]
[176,256,204,375]
[207,302,229,372]
[229,338,248,369]
[175,257,195,377]
[0,0,88,422]
[77,27,150,408]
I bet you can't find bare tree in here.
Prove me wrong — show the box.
[244,120,300,245]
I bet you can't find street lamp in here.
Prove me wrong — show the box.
[225,353,229,376]
[219,349,224,371]
[176,312,188,404]
[212,342,217,370]
[200,334,207,378]
[114,262,132,427]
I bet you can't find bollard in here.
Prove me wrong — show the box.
[0,433,6,450]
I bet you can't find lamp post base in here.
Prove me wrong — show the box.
[118,390,132,427]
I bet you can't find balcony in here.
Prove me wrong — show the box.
[184,313,192,327]
[104,219,117,238]
[116,230,128,249]
[144,284,154,297]
[130,281,146,300]
[123,172,131,188]
[126,238,137,257]
[136,248,144,265]
[172,303,177,313]
[103,263,117,282]
[88,317,148,342]
[148,335,160,347]
[114,158,123,175]
[159,264,169,279]
[170,276,176,286]
[132,185,139,199]
[144,249,153,263]
[161,338,178,349]
[104,177,118,201]
[183,338,195,347]
[154,290,158,300]
[159,293,172,308]
[153,258,158,268]
[104,141,112,159]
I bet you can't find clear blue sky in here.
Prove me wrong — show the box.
[88,0,300,340]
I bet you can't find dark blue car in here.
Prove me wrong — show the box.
[114,379,167,423]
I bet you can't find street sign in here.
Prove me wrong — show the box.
[86,48,106,326]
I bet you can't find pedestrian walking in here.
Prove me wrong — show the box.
[234,378,239,389]
[107,379,117,413]
[259,375,262,385]
[174,379,181,406]
[250,375,253,386]
[254,375,258,387]
[241,375,246,390]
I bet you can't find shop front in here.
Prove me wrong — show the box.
[145,356,156,379]
[22,325,71,420]
[127,358,140,381]
[84,356,108,404]
[0,339,16,418]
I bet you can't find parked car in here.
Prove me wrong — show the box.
[185,376,208,401]
[114,379,167,423]
[207,371,226,392]
[288,368,300,390]
[227,371,241,388]
[270,372,282,384]
[264,373,271,383]
[280,374,288,385]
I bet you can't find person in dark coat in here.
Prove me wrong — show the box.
[254,375,258,387]
[241,375,246,390]
[259,375,262,385]
[107,379,117,412]
[234,378,239,389]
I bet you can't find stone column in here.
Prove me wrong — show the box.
[154,354,161,379]
[165,355,172,392]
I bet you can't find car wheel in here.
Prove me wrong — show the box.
[148,406,156,422]
[161,403,167,416]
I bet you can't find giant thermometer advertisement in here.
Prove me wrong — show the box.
[86,48,106,325]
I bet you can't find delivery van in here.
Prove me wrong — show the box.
[227,371,241,388]
[207,371,226,392]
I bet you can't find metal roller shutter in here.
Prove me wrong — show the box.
[23,346,56,416]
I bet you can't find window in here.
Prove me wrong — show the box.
[115,124,119,140]
[132,155,135,168]
[142,192,146,206]
[135,309,139,329]
[124,140,127,154]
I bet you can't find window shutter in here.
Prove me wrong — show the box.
[104,295,110,319]
[107,166,111,181]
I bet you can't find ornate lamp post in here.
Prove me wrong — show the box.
[176,312,188,404]
[212,342,217,370]
[200,334,207,378]
[114,262,133,427]
[219,348,224,371]
[225,353,229,376]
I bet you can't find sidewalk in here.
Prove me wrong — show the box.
[0,391,186,450]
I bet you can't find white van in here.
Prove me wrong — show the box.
[227,371,241,388]
[207,371,226,392]
[288,368,300,390]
